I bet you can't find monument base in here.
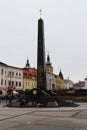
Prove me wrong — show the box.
[25,88,79,107]
[7,88,79,108]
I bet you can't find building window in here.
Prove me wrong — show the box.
[28,82,30,86]
[12,72,14,76]
[32,82,35,87]
[16,73,18,76]
[1,69,3,75]
[12,81,14,86]
[5,80,6,86]
[16,81,18,86]
[19,82,21,87]
[19,73,21,76]
[33,75,36,77]
[9,71,11,76]
[5,71,6,75]
[26,81,29,86]
[9,80,11,86]
[52,84,55,90]
[1,79,3,85]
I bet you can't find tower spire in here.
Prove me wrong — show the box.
[59,69,64,80]
[25,57,30,69]
[46,53,52,66]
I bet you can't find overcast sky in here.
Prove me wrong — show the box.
[0,0,87,82]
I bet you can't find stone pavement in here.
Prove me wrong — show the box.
[0,102,87,130]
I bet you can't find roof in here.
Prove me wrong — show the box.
[84,78,87,80]
[8,65,22,70]
[73,81,85,87]
[64,79,73,83]
[0,62,7,66]
[0,61,22,70]
[59,70,63,80]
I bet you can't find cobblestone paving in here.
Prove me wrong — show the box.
[0,102,87,130]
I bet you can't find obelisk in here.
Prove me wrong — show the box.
[37,10,47,91]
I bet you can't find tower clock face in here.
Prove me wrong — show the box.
[32,90,37,95]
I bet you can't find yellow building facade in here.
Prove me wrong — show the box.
[23,77,36,91]
[23,59,37,91]
[55,75,65,90]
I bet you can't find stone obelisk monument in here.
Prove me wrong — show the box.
[37,10,47,91]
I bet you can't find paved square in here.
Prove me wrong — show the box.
[30,110,78,117]
[0,102,87,129]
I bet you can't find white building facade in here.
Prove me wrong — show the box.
[64,78,73,89]
[46,72,55,90]
[0,62,23,92]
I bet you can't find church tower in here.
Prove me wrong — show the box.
[25,58,31,69]
[59,69,64,80]
[46,53,53,73]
